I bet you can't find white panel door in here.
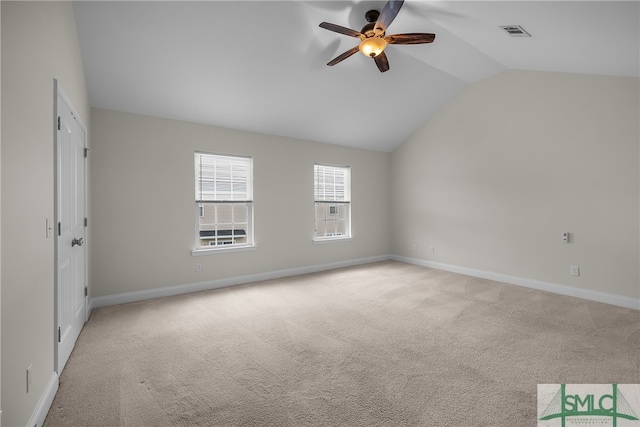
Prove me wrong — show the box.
[56,89,87,374]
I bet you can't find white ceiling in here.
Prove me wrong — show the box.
[73,1,640,152]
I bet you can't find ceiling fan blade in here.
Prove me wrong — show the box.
[385,33,436,45]
[319,22,364,38]
[374,52,390,73]
[327,46,360,66]
[375,0,404,34]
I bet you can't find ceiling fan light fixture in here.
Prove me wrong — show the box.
[359,37,387,57]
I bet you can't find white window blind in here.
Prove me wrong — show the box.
[314,164,350,202]
[195,152,253,249]
[196,153,252,202]
[314,164,351,240]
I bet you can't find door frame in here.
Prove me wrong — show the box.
[53,79,89,374]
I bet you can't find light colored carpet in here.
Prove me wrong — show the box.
[44,261,639,426]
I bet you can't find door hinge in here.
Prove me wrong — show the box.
[84,147,90,158]
[84,217,88,227]
[57,327,61,343]
[57,116,61,131]
[58,222,61,236]
[84,287,88,297]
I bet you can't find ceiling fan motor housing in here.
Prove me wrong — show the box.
[362,10,383,35]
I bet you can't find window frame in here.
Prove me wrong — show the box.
[192,151,255,255]
[313,163,351,242]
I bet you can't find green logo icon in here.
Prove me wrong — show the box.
[539,384,639,427]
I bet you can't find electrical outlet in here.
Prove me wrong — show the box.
[570,266,580,276]
[430,246,435,253]
[196,263,202,272]
[27,364,33,393]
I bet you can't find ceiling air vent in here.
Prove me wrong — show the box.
[500,25,531,37]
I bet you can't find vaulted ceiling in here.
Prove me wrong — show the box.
[73,1,639,152]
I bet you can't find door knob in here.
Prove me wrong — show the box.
[72,237,84,247]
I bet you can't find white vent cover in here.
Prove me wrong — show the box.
[500,25,531,37]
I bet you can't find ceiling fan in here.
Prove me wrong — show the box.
[319,0,435,73]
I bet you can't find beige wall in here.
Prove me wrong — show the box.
[90,109,390,298]
[1,2,89,426]
[391,70,639,299]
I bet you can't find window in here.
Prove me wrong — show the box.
[195,152,253,250]
[314,164,351,240]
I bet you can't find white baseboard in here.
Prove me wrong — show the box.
[89,254,639,312]
[26,371,58,427]
[90,255,391,311]
[391,255,640,310]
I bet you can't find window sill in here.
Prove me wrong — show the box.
[312,237,353,245]
[191,245,257,256]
